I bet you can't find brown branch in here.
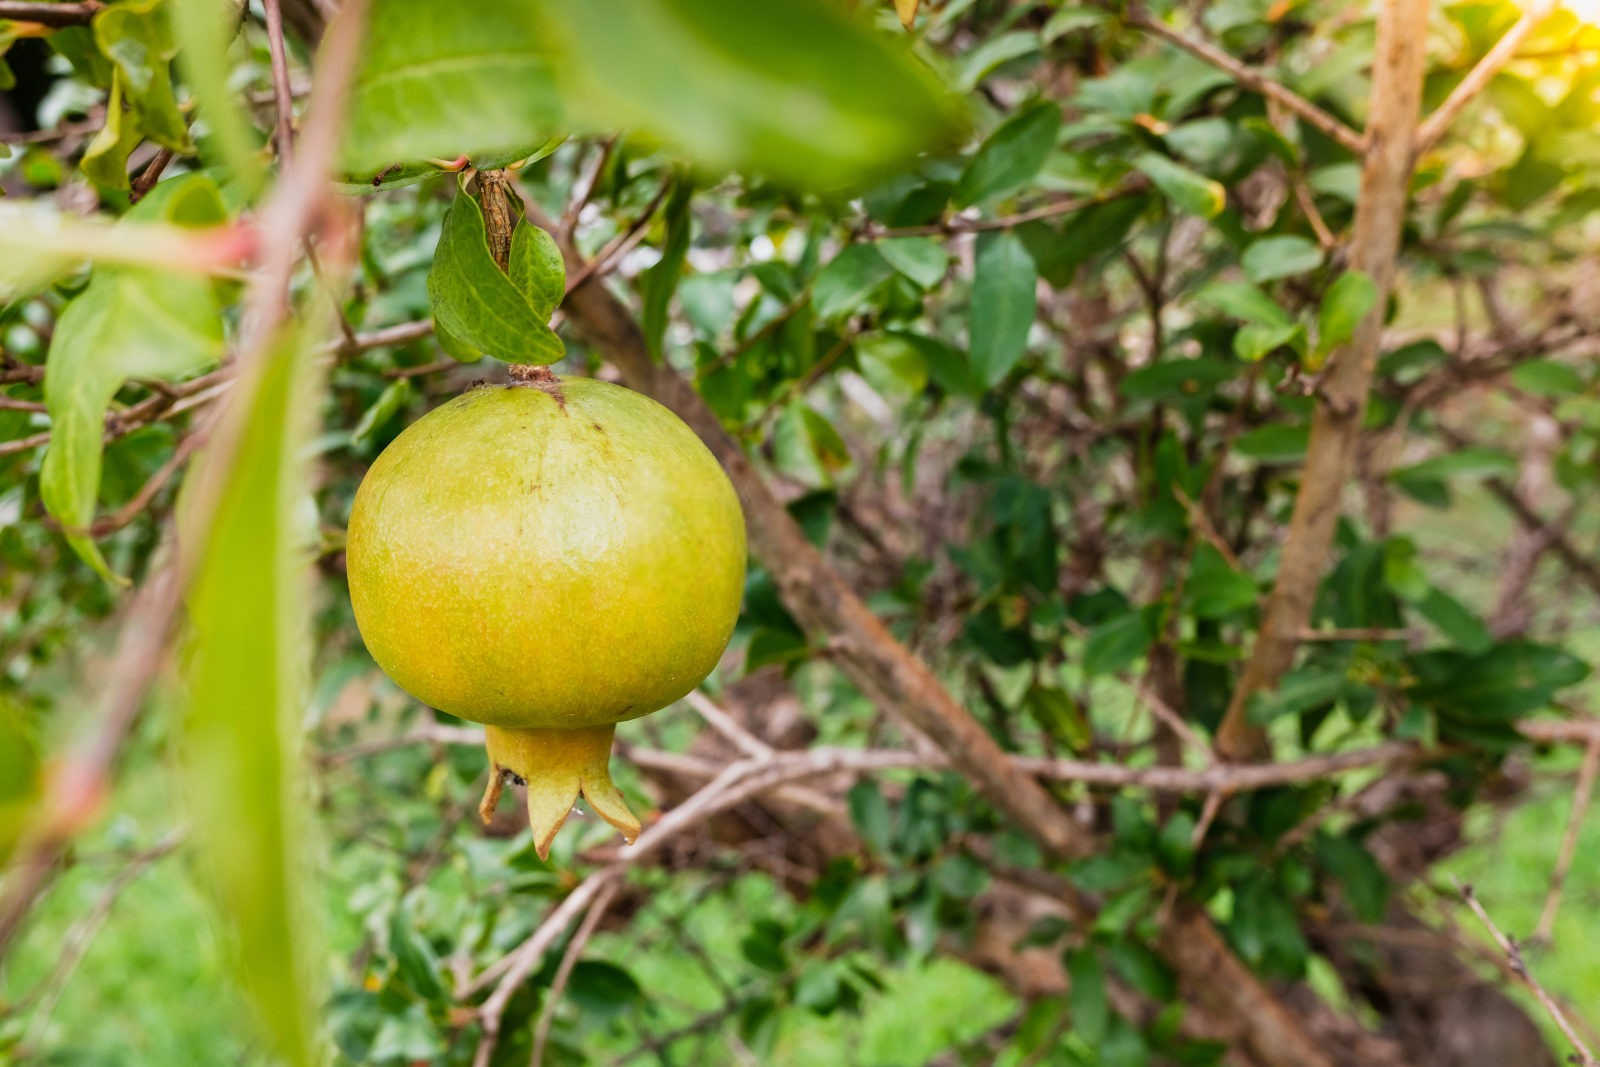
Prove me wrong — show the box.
[129,148,177,204]
[527,880,620,1067]
[0,0,102,27]
[1414,0,1561,154]
[561,136,617,240]
[1533,736,1599,942]
[262,0,297,164]
[1125,9,1365,155]
[859,186,1141,240]
[1215,0,1431,761]
[559,176,674,293]
[1457,880,1599,1066]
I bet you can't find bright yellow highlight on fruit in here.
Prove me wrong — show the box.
[346,374,747,858]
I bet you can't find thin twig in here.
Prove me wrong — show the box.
[1125,9,1365,155]
[129,148,177,204]
[1415,0,1560,154]
[20,830,183,1040]
[527,879,620,1067]
[560,177,674,292]
[859,188,1137,240]
[262,0,297,164]
[684,690,773,758]
[1456,879,1598,1066]
[1533,736,1600,942]
[0,0,102,27]
[562,136,617,240]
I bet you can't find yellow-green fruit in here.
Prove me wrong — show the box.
[346,374,746,856]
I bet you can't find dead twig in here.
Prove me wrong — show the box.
[528,879,621,1067]
[1456,879,1598,1066]
[1533,736,1600,942]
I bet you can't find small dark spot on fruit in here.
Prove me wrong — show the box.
[506,771,527,787]
[591,421,607,434]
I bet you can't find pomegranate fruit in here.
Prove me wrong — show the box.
[346,373,746,857]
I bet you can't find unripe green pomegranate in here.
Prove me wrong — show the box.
[346,373,746,857]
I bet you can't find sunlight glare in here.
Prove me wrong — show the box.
[1561,0,1600,25]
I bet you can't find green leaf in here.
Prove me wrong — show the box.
[0,699,41,865]
[93,0,190,150]
[539,0,962,189]
[1409,642,1589,723]
[388,909,446,1001]
[1018,195,1147,286]
[1415,588,1492,653]
[956,100,1062,207]
[426,190,564,365]
[1313,834,1389,924]
[1133,152,1225,218]
[956,30,1039,91]
[1316,270,1377,359]
[40,175,228,582]
[641,180,693,358]
[969,230,1037,386]
[854,332,928,396]
[1066,948,1109,1044]
[932,853,989,899]
[812,245,893,323]
[1025,682,1090,752]
[1388,446,1517,483]
[81,72,142,191]
[848,780,893,855]
[569,960,644,1017]
[1511,359,1585,397]
[509,221,566,319]
[169,0,265,192]
[1248,665,1353,724]
[1233,321,1304,362]
[369,1003,445,1061]
[1083,607,1156,677]
[1233,424,1308,463]
[182,327,323,1067]
[1184,544,1256,619]
[340,0,561,178]
[1106,940,1175,1000]
[349,380,413,447]
[876,236,949,290]
[1193,280,1292,327]
[772,402,852,488]
[1241,235,1323,283]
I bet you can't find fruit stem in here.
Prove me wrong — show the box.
[479,723,642,860]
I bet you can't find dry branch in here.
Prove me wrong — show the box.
[1415,0,1561,154]
[1125,8,1365,155]
[1215,0,1432,761]
[1457,880,1599,1066]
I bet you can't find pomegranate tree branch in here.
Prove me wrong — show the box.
[1457,879,1599,1066]
[1533,735,1600,942]
[528,879,620,1067]
[1215,0,1432,761]
[1125,8,1365,155]
[1415,0,1560,154]
[262,0,298,164]
[0,1,102,27]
